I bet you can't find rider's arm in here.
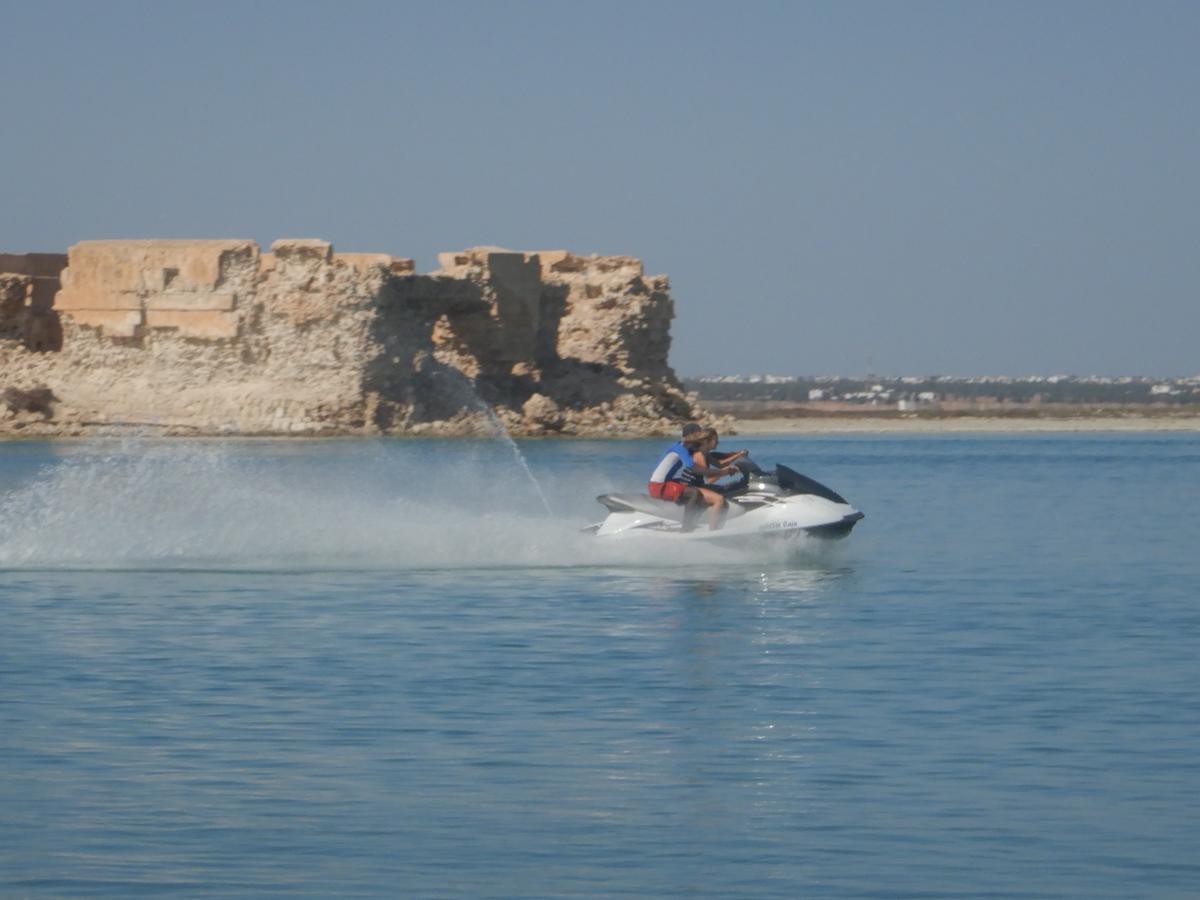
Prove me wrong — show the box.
[692,450,736,479]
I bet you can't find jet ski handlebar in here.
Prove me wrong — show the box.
[718,456,849,505]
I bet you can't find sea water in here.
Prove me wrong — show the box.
[1,434,1197,898]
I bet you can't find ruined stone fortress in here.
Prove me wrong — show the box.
[1,240,706,437]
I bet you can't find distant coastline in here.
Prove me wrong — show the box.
[692,374,1200,435]
[731,413,1200,435]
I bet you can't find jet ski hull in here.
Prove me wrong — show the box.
[588,490,864,543]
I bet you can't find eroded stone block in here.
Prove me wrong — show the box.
[343,254,415,276]
[144,310,239,339]
[271,239,333,261]
[54,288,142,311]
[437,251,472,271]
[65,240,255,295]
[535,250,579,273]
[62,309,143,337]
[65,243,154,294]
[145,292,236,311]
[336,253,392,272]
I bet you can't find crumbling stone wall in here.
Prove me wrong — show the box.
[0,252,66,351]
[0,274,30,341]
[539,251,673,375]
[54,239,252,340]
[1,239,705,437]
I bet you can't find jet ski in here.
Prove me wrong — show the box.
[585,460,864,543]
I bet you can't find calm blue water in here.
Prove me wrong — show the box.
[2,433,1198,898]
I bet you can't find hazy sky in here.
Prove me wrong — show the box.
[3,1,1197,376]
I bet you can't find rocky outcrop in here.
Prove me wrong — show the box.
[1,239,707,437]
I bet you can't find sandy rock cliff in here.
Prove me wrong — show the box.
[0,240,705,436]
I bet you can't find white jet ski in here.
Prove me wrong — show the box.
[585,461,864,543]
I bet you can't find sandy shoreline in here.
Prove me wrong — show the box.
[3,415,1199,440]
[730,416,1200,435]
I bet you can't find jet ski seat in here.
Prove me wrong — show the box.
[597,493,685,520]
[596,493,747,521]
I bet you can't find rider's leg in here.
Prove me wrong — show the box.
[680,487,703,532]
[699,487,726,530]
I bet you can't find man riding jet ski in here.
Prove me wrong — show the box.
[585,424,865,543]
[646,423,740,532]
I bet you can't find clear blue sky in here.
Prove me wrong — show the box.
[3,0,1197,376]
